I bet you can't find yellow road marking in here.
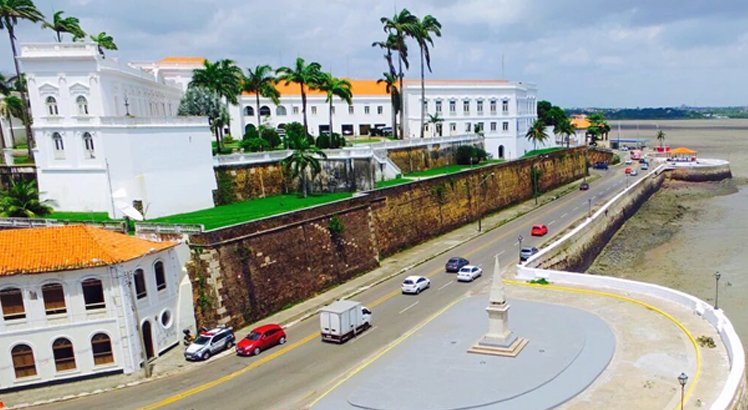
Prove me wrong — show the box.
[505,280,702,410]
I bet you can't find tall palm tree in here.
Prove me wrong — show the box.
[656,129,666,147]
[282,131,327,198]
[243,65,280,131]
[190,59,243,146]
[0,179,56,217]
[42,11,84,42]
[426,112,443,137]
[525,119,549,151]
[276,58,323,137]
[1,0,45,158]
[381,9,418,139]
[317,73,352,138]
[554,117,576,148]
[413,15,441,138]
[377,72,400,139]
[89,32,117,58]
[587,112,610,142]
[371,33,398,80]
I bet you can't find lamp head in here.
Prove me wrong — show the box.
[715,271,721,280]
[678,372,688,386]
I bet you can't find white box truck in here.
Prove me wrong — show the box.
[319,300,372,343]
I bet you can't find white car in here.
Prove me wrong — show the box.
[401,275,431,294]
[457,265,483,282]
[624,159,633,165]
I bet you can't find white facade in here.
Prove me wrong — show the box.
[0,242,194,391]
[18,43,216,219]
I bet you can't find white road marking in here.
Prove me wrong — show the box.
[572,206,579,211]
[438,281,453,291]
[548,220,557,226]
[560,213,568,218]
[497,250,506,256]
[399,301,419,314]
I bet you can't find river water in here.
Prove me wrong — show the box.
[589,119,748,363]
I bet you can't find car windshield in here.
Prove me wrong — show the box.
[246,331,261,341]
[193,335,211,345]
[448,258,460,264]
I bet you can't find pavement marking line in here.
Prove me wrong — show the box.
[548,220,557,226]
[572,206,579,211]
[438,281,454,291]
[398,301,419,314]
[505,279,701,410]
[308,296,465,407]
[497,250,505,256]
[560,213,568,218]
[140,331,320,410]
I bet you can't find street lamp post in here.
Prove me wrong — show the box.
[714,271,721,310]
[678,372,688,410]
[588,198,592,218]
[517,234,524,260]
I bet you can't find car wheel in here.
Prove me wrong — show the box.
[253,347,261,356]
[416,287,421,294]
[202,351,211,360]
[279,336,286,345]
[226,339,234,349]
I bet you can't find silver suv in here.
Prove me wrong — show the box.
[184,325,235,361]
[520,247,539,262]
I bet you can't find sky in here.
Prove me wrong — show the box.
[2,0,747,108]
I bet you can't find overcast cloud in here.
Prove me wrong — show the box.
[2,0,747,108]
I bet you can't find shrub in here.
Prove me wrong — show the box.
[316,134,331,149]
[213,171,236,205]
[328,215,345,236]
[243,127,259,141]
[222,134,236,144]
[456,145,488,165]
[611,154,621,164]
[240,137,270,152]
[259,126,281,148]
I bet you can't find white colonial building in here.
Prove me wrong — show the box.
[0,225,195,391]
[18,43,216,219]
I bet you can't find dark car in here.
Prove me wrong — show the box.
[593,161,608,170]
[580,182,590,190]
[520,247,539,261]
[445,257,470,273]
[639,158,647,164]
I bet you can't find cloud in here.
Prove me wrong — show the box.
[1,0,747,107]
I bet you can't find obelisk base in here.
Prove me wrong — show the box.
[468,336,528,357]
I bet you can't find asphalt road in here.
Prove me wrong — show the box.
[34,164,637,410]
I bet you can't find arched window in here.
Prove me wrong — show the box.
[498,145,505,159]
[76,96,89,115]
[91,333,114,365]
[259,106,271,117]
[276,106,287,116]
[83,132,95,158]
[243,106,254,116]
[11,344,37,378]
[154,261,166,291]
[0,287,25,320]
[244,124,256,134]
[42,283,66,315]
[134,268,147,299]
[46,96,59,115]
[53,337,76,371]
[52,132,64,151]
[82,278,105,310]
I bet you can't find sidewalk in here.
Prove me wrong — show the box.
[1,178,586,409]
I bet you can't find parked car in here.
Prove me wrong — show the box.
[236,324,286,356]
[184,325,235,361]
[457,265,483,282]
[641,163,649,171]
[593,161,608,170]
[401,275,431,294]
[630,169,638,176]
[531,224,548,236]
[639,158,647,164]
[625,167,633,174]
[445,257,470,272]
[520,246,539,261]
[624,159,633,165]
[580,181,590,191]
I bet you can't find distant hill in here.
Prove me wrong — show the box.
[565,106,748,120]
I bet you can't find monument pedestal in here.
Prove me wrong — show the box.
[468,300,528,357]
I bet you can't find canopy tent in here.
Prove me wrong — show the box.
[668,147,697,161]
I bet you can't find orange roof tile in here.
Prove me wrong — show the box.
[244,79,389,97]
[159,56,206,64]
[570,117,591,129]
[0,225,176,276]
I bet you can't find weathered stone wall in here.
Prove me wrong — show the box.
[214,163,288,203]
[668,163,733,182]
[586,147,616,165]
[387,142,481,174]
[187,147,599,328]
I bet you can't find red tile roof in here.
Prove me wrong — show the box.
[0,225,176,276]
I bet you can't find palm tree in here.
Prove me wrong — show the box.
[89,32,117,58]
[377,72,400,139]
[0,179,56,217]
[525,119,549,151]
[426,112,443,137]
[554,117,576,148]
[317,73,352,138]
[282,131,327,198]
[381,9,418,138]
[243,65,280,132]
[276,58,323,137]
[371,33,398,79]
[587,112,610,142]
[0,94,23,148]
[656,129,666,147]
[1,0,45,158]
[190,59,243,147]
[42,11,84,42]
[413,15,441,138]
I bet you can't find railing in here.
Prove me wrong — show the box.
[0,217,126,232]
[99,116,209,127]
[135,223,204,235]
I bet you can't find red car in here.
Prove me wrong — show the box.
[236,324,286,356]
[531,224,548,236]
[625,167,633,174]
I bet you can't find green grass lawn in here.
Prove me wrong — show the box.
[12,155,34,164]
[405,159,505,178]
[149,192,353,230]
[46,211,116,222]
[521,147,564,158]
[375,177,412,188]
[349,138,385,144]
